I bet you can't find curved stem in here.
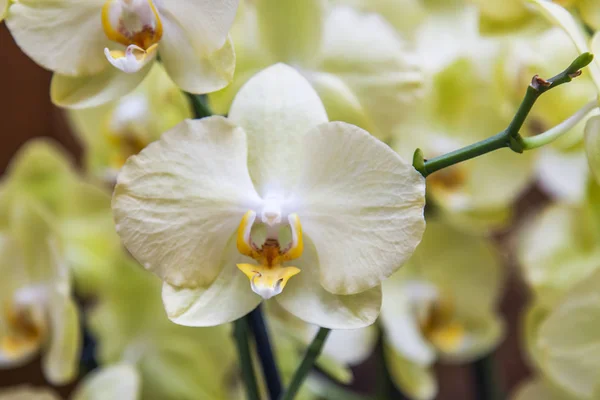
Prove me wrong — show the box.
[248,305,283,400]
[521,99,598,150]
[413,52,594,177]
[185,92,213,119]
[233,317,261,400]
[280,328,331,400]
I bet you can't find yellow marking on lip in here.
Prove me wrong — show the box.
[1,304,44,358]
[102,0,163,50]
[236,212,304,298]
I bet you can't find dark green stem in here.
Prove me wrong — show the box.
[473,353,504,400]
[233,317,261,400]
[413,52,594,177]
[185,93,213,119]
[248,305,283,400]
[280,328,331,400]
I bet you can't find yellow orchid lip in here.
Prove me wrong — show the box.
[236,211,304,299]
[1,303,45,359]
[102,0,163,72]
[102,0,163,50]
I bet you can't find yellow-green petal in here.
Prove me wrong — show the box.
[72,364,140,400]
[255,0,324,64]
[585,115,600,184]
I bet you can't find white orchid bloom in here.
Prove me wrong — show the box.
[112,63,426,329]
[209,0,423,140]
[5,0,238,108]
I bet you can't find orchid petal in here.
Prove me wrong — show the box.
[276,238,381,329]
[385,343,437,400]
[255,0,324,64]
[41,289,80,385]
[320,6,423,139]
[72,364,140,400]
[228,63,328,196]
[155,0,238,54]
[294,122,425,295]
[162,235,260,327]
[6,0,109,76]
[113,117,261,288]
[51,63,152,109]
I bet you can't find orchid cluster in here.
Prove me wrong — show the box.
[0,0,599,399]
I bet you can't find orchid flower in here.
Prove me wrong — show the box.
[209,0,423,140]
[518,181,600,309]
[377,221,504,400]
[522,268,600,400]
[526,1,600,185]
[5,0,238,108]
[392,7,534,232]
[89,255,237,400]
[112,63,426,329]
[0,201,79,385]
[1,140,122,296]
[68,63,192,183]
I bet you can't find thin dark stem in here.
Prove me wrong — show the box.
[248,305,283,400]
[280,328,331,400]
[473,353,504,400]
[375,335,407,400]
[412,52,593,177]
[233,317,261,400]
[185,92,213,119]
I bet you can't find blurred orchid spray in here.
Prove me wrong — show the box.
[1,0,600,399]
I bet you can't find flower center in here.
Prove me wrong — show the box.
[101,0,163,73]
[1,301,46,359]
[235,210,303,299]
[417,295,465,353]
[103,95,152,173]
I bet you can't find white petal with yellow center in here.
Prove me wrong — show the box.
[113,63,427,328]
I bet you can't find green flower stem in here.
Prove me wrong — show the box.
[248,305,283,400]
[233,317,261,400]
[185,93,213,119]
[413,52,594,178]
[473,353,504,400]
[280,328,331,400]
[521,98,598,150]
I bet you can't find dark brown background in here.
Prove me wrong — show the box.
[0,25,531,399]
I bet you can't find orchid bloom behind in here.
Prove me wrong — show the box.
[526,0,600,185]
[380,221,504,400]
[68,63,193,183]
[112,63,426,329]
[5,0,239,108]
[209,0,423,140]
[0,201,80,385]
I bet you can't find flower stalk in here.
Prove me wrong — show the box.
[233,317,261,400]
[280,328,331,400]
[185,93,214,119]
[413,52,594,177]
[248,306,283,400]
